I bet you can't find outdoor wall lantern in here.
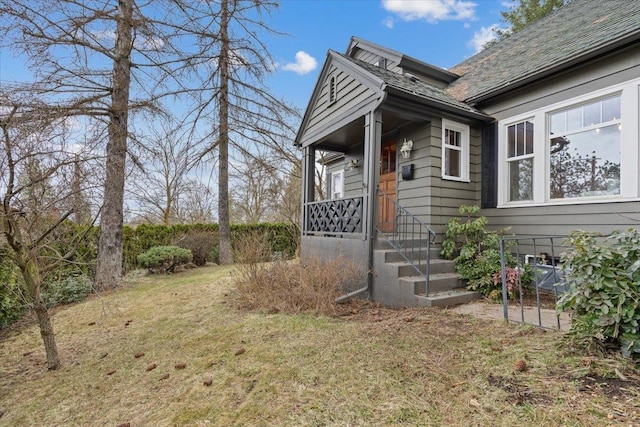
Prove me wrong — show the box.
[400,138,413,160]
[347,158,360,170]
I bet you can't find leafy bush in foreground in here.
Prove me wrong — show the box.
[137,246,193,274]
[441,205,522,299]
[557,230,640,358]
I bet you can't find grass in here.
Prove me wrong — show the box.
[0,264,639,426]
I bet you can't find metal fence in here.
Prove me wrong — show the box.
[498,236,572,330]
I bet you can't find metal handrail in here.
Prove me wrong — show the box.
[376,188,437,295]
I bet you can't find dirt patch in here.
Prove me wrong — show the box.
[487,373,553,406]
[574,373,640,399]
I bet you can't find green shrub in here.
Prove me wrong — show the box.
[173,232,217,266]
[0,259,25,328]
[137,246,193,273]
[42,275,93,308]
[19,221,299,273]
[209,245,220,265]
[557,230,640,358]
[441,205,523,299]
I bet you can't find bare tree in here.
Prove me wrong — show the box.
[193,0,299,263]
[0,97,95,370]
[230,152,280,224]
[230,149,301,226]
[0,0,299,277]
[128,123,197,225]
[174,179,217,224]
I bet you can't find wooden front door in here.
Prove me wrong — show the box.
[378,141,397,233]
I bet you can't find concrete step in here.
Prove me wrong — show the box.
[375,238,440,251]
[399,272,464,294]
[414,290,481,308]
[387,259,456,278]
[381,247,444,263]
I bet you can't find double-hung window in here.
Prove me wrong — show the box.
[442,119,470,181]
[506,120,534,202]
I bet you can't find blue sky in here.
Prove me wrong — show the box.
[0,0,512,115]
[266,0,512,110]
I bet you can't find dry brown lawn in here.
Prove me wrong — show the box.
[0,264,639,426]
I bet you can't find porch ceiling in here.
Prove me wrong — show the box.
[314,110,422,152]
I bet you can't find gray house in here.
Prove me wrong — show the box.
[295,0,640,307]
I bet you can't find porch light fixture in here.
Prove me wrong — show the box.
[348,158,360,170]
[400,138,413,160]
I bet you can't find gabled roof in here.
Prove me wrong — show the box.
[343,55,487,119]
[347,36,459,84]
[448,0,640,104]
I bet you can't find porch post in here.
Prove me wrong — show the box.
[363,110,382,293]
[363,110,382,241]
[301,146,316,235]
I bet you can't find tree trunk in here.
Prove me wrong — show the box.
[22,254,60,370]
[217,0,233,265]
[95,0,133,289]
[33,297,60,370]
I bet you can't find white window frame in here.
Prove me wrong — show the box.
[441,119,470,182]
[497,77,640,208]
[331,170,344,199]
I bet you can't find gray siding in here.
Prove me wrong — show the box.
[395,119,481,240]
[301,65,379,143]
[483,202,640,238]
[344,144,365,198]
[305,67,375,140]
[480,45,640,238]
[324,144,365,200]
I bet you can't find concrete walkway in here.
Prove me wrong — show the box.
[451,300,571,331]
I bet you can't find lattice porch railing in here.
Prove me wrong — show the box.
[305,197,363,235]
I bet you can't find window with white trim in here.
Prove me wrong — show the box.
[497,78,639,208]
[506,120,534,202]
[442,119,470,181]
[331,170,344,199]
[549,95,621,199]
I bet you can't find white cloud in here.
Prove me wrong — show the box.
[382,17,395,29]
[381,0,477,23]
[468,25,500,53]
[282,51,317,75]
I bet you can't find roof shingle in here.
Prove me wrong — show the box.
[344,55,485,116]
[447,0,640,103]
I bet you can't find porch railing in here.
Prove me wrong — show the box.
[376,188,437,295]
[305,196,363,236]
